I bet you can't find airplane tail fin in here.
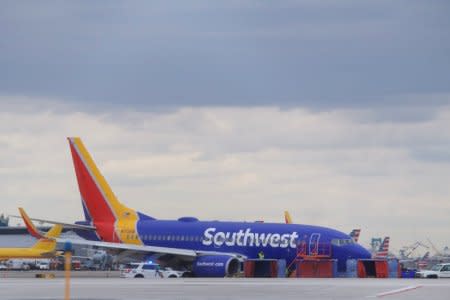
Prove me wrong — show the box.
[68,137,139,222]
[67,137,154,242]
[375,237,390,258]
[44,224,63,239]
[19,208,61,250]
[349,229,361,243]
[284,211,293,224]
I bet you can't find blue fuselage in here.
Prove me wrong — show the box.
[133,218,371,272]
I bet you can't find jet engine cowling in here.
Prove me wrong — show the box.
[192,255,240,277]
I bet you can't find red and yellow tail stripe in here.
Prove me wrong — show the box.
[68,137,142,245]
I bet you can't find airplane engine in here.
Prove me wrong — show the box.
[192,255,240,277]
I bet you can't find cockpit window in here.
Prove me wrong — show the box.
[331,238,355,246]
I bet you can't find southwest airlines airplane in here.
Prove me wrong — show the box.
[28,138,371,276]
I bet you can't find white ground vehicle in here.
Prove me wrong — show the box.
[120,262,184,279]
[38,262,50,270]
[7,260,30,270]
[416,263,450,278]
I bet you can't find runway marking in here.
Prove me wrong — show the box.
[373,285,422,298]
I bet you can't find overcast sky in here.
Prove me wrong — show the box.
[1,1,450,254]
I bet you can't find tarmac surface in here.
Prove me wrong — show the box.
[1,277,450,300]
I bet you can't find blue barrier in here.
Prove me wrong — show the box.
[388,259,399,278]
[345,259,358,278]
[401,270,417,278]
[277,259,286,278]
[332,260,338,278]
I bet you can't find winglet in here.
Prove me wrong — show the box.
[284,211,293,224]
[19,207,44,239]
[19,208,63,240]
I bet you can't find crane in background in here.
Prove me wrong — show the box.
[399,241,429,259]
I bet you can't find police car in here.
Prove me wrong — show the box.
[120,262,183,279]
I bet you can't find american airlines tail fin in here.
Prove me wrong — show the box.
[284,211,293,224]
[19,208,62,250]
[349,229,361,243]
[374,237,390,258]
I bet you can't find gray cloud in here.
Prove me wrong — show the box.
[1,1,450,254]
[1,1,449,109]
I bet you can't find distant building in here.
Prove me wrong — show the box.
[0,214,9,227]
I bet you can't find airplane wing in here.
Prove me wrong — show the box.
[10,214,95,231]
[19,207,63,240]
[55,237,246,264]
[19,207,45,239]
[15,211,245,264]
